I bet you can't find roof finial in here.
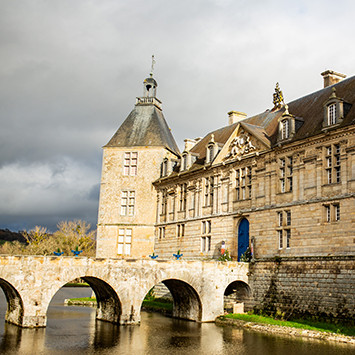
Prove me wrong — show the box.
[150,54,156,77]
[273,82,285,108]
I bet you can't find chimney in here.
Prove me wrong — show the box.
[184,138,198,151]
[228,111,247,125]
[321,70,346,88]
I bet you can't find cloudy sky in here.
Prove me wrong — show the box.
[1,0,354,232]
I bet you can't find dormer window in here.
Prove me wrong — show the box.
[323,88,349,128]
[206,134,218,164]
[208,145,214,162]
[277,105,303,143]
[182,154,188,171]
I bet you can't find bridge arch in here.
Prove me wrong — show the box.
[162,279,202,321]
[140,278,202,322]
[224,280,251,313]
[45,276,122,325]
[0,278,24,326]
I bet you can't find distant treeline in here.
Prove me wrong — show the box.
[0,229,26,243]
[0,220,96,256]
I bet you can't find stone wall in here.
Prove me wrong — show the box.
[249,256,355,324]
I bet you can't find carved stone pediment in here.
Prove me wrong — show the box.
[226,130,257,160]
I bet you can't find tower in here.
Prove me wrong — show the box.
[96,73,180,258]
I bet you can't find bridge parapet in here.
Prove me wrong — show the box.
[0,256,250,327]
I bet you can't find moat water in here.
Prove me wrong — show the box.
[0,287,353,355]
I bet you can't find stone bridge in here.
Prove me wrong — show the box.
[0,256,250,328]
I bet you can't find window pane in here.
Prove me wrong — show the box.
[117,244,123,254]
[125,244,131,255]
[126,229,132,236]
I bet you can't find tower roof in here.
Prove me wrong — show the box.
[105,104,180,155]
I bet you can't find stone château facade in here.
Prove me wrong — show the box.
[97,70,355,262]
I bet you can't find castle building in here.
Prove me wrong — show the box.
[153,70,355,261]
[97,70,355,262]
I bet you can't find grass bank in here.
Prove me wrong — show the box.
[216,313,355,343]
[141,298,173,314]
[221,313,355,337]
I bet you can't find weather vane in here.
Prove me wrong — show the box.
[150,54,156,77]
[273,82,285,108]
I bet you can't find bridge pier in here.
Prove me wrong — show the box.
[83,276,122,325]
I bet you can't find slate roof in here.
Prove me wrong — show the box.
[105,104,180,156]
[188,74,355,162]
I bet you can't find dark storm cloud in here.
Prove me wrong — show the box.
[1,0,355,231]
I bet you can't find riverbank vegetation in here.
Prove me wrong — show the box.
[0,220,96,256]
[219,313,355,337]
[65,294,174,314]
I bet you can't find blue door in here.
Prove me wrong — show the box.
[238,218,249,261]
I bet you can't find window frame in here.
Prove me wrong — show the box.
[117,228,132,256]
[123,152,138,176]
[120,190,135,216]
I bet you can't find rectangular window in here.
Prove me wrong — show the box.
[325,145,341,184]
[158,226,165,239]
[280,157,293,193]
[204,177,214,206]
[177,223,185,237]
[190,191,195,210]
[324,203,340,223]
[123,152,138,176]
[118,228,132,255]
[286,211,291,226]
[325,205,331,222]
[201,220,211,252]
[202,220,211,234]
[201,236,211,252]
[236,167,252,200]
[161,190,167,215]
[179,184,187,211]
[278,211,283,227]
[278,230,283,249]
[277,211,291,249]
[286,229,291,249]
[334,204,340,221]
[121,191,135,216]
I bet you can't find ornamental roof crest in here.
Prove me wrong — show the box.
[273,82,284,108]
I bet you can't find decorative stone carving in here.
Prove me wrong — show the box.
[227,131,256,160]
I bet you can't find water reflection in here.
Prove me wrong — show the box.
[0,287,353,354]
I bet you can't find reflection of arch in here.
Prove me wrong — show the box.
[0,278,24,326]
[46,277,122,324]
[238,218,249,261]
[224,281,251,313]
[143,279,202,322]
